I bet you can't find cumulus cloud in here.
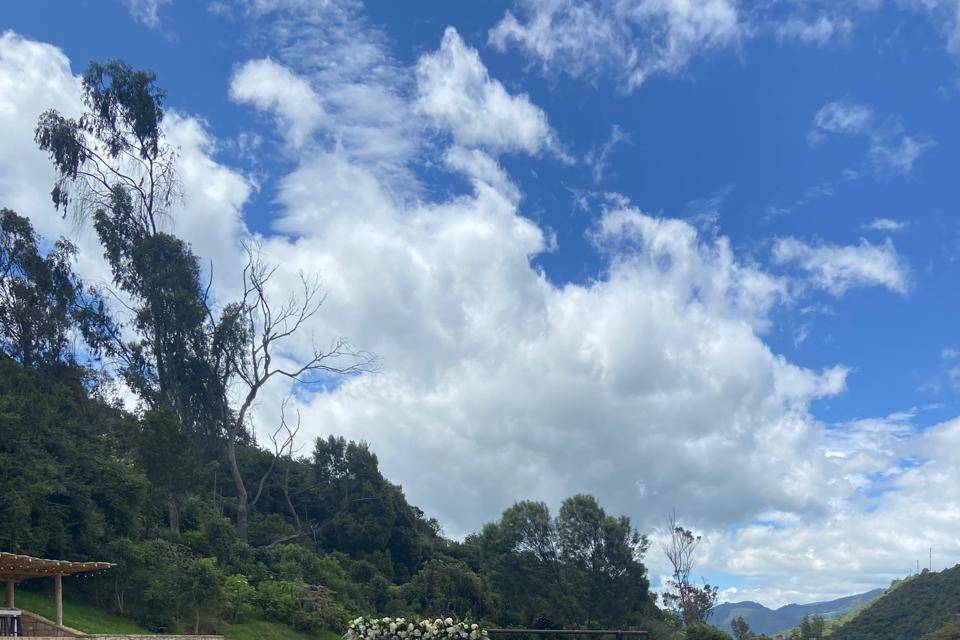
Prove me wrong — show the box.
[489,0,742,92]
[809,100,934,175]
[705,413,960,606]
[772,237,910,296]
[230,58,324,149]
[416,27,559,157]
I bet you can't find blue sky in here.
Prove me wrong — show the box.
[3,0,960,607]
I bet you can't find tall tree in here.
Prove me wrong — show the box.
[35,59,226,452]
[661,511,719,626]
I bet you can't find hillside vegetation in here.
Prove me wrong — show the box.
[829,566,960,640]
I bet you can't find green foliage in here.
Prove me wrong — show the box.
[256,580,346,633]
[0,356,146,558]
[685,623,733,640]
[924,616,960,640]
[730,616,751,640]
[0,209,112,373]
[223,575,257,624]
[399,559,490,619]
[830,566,960,640]
[797,614,825,640]
[473,494,651,628]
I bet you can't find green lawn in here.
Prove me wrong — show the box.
[221,620,342,640]
[15,589,340,640]
[14,590,150,634]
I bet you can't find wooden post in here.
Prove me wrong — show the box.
[4,580,12,608]
[54,574,63,626]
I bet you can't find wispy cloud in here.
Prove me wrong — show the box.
[123,0,173,29]
[863,218,908,233]
[489,0,743,93]
[773,237,910,296]
[809,100,935,175]
[585,124,630,182]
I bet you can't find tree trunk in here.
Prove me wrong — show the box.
[227,433,249,543]
[168,494,180,534]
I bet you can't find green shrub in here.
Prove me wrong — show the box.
[256,579,346,633]
[223,574,257,623]
[685,623,733,640]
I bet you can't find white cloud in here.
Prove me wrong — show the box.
[586,124,630,182]
[774,15,854,45]
[123,0,173,29]
[416,27,558,157]
[863,217,908,233]
[488,0,960,93]
[809,100,934,175]
[489,0,742,92]
[772,237,910,296]
[236,0,420,186]
[705,413,960,607]
[869,134,936,175]
[230,58,324,149]
[443,145,521,203]
[809,100,875,142]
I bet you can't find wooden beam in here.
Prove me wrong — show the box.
[4,580,12,608]
[54,574,62,626]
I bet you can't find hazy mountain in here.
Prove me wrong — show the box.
[711,589,884,636]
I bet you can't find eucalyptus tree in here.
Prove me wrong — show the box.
[34,60,225,446]
[35,59,375,542]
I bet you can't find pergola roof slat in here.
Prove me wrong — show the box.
[0,552,113,580]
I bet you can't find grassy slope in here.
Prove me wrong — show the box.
[15,590,337,640]
[15,590,149,634]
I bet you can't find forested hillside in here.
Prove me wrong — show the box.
[0,58,666,638]
[829,566,960,640]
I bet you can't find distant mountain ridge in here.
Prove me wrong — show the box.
[711,589,884,636]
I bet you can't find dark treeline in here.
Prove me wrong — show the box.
[0,59,676,638]
[0,351,657,635]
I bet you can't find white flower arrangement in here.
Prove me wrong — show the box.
[344,617,488,640]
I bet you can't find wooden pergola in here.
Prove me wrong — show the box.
[0,552,113,626]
